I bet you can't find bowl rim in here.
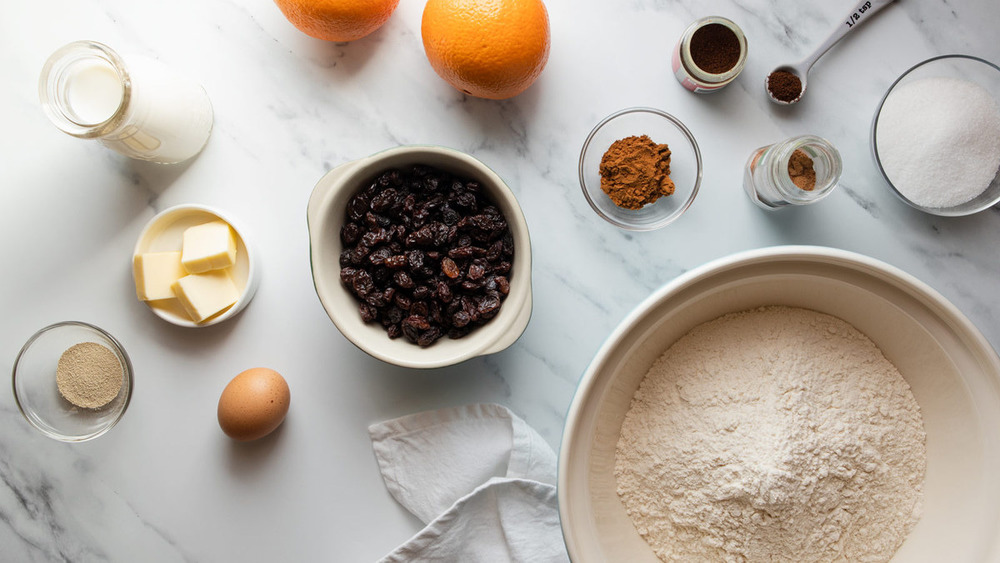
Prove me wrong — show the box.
[870,54,1000,217]
[132,203,258,327]
[12,320,134,442]
[306,144,533,369]
[557,244,1000,560]
[578,107,703,231]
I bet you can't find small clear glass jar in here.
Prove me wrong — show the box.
[744,135,842,209]
[672,16,748,94]
[39,40,213,164]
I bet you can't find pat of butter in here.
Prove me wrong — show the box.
[172,269,240,323]
[134,251,186,301]
[181,221,237,274]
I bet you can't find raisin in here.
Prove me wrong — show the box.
[371,188,397,213]
[407,250,425,270]
[385,255,407,269]
[341,222,362,246]
[442,257,460,279]
[347,194,370,221]
[368,247,391,266]
[359,303,377,323]
[468,262,486,281]
[495,276,510,295]
[416,327,443,347]
[394,271,415,289]
[452,310,471,328]
[436,281,453,303]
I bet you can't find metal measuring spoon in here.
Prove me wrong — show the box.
[766,0,896,105]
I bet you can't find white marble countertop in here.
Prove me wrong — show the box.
[2,0,998,560]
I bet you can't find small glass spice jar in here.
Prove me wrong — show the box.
[39,40,213,164]
[672,16,748,94]
[743,135,842,210]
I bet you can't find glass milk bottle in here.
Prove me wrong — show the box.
[39,41,213,164]
[743,135,842,209]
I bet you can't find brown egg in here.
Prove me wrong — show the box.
[217,368,290,441]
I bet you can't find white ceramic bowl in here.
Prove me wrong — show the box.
[307,145,532,369]
[133,204,258,327]
[559,246,1000,562]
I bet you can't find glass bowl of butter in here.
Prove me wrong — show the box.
[132,204,258,327]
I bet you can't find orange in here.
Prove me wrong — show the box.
[274,0,400,42]
[421,0,551,100]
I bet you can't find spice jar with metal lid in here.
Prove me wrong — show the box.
[743,135,842,210]
[672,16,748,93]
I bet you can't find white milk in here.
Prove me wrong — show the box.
[64,59,124,124]
[40,41,213,164]
[98,55,214,164]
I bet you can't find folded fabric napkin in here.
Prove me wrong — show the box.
[369,403,569,562]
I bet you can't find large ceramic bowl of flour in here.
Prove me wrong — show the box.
[558,246,1000,562]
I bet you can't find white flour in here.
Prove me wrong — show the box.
[615,306,926,562]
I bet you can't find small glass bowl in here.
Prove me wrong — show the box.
[579,107,702,230]
[871,55,1000,216]
[12,321,133,442]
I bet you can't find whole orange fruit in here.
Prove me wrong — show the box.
[274,0,401,42]
[421,0,551,100]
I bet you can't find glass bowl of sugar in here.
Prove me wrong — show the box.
[871,55,1000,216]
[12,321,133,442]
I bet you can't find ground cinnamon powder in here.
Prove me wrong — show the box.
[788,149,816,191]
[600,135,674,209]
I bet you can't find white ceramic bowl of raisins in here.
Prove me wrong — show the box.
[307,145,533,369]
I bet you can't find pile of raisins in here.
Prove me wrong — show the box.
[339,165,515,347]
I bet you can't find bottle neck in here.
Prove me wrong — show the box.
[39,41,132,139]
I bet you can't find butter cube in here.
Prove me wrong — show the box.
[181,221,237,274]
[134,251,186,301]
[172,269,240,323]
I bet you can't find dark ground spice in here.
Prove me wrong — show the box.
[767,70,803,102]
[689,23,741,74]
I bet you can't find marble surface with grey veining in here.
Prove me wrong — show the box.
[1,0,998,560]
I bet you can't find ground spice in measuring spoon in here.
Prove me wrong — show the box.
[768,70,803,102]
[788,149,816,190]
[690,23,741,74]
[56,342,123,409]
[600,135,674,209]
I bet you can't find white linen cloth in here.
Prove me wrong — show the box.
[369,403,569,562]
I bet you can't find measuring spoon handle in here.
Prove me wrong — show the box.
[798,0,896,73]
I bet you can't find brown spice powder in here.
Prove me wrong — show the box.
[768,70,803,102]
[788,149,816,191]
[690,23,741,75]
[599,135,675,209]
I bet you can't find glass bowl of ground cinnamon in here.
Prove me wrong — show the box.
[579,107,703,230]
[12,321,133,442]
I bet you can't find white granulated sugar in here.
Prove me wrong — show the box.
[876,76,1000,209]
[615,306,926,563]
